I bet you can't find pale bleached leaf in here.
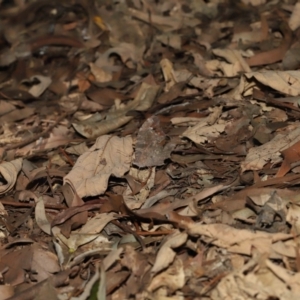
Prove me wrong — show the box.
[64,135,133,197]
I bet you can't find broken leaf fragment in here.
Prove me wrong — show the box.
[24,75,52,98]
[148,258,185,293]
[151,231,188,275]
[179,106,225,144]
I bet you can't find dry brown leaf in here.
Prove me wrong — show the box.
[242,0,266,5]
[289,2,300,31]
[241,125,300,172]
[286,203,300,232]
[148,258,185,293]
[0,100,15,116]
[244,71,300,97]
[80,212,116,235]
[0,285,14,300]
[124,167,155,209]
[0,246,33,285]
[179,106,225,144]
[2,1,300,298]
[0,158,22,195]
[156,33,182,50]
[73,82,159,138]
[66,143,89,156]
[26,75,52,97]
[59,93,87,113]
[33,280,58,300]
[188,223,291,258]
[16,130,71,157]
[89,62,113,83]
[79,97,104,112]
[31,244,61,282]
[64,135,133,197]
[160,58,177,92]
[35,196,51,235]
[210,49,251,76]
[173,69,221,98]
[276,140,300,177]
[151,231,188,275]
[1,107,35,123]
[104,43,143,69]
[283,42,300,70]
[212,252,300,300]
[52,225,110,254]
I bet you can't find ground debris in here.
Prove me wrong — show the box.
[0,1,300,299]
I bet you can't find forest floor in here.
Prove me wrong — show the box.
[0,0,300,299]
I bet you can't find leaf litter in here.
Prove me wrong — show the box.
[1,0,300,299]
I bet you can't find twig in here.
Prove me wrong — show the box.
[0,199,66,210]
[135,230,174,236]
[5,112,69,151]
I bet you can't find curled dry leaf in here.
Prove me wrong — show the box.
[64,135,133,197]
[245,22,292,67]
[101,43,143,69]
[151,231,188,275]
[0,158,22,195]
[25,75,52,98]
